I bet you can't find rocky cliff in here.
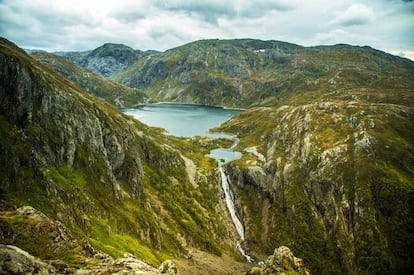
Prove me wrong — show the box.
[0,37,238,272]
[115,39,414,108]
[56,43,147,77]
[216,90,414,273]
[32,52,147,107]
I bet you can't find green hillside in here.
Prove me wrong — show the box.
[115,39,414,108]
[32,52,147,107]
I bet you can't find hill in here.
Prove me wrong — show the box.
[115,39,414,108]
[32,52,147,107]
[56,43,147,77]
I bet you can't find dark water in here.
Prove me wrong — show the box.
[123,103,242,138]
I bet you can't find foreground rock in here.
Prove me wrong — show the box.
[246,246,309,275]
[0,206,178,274]
[0,244,178,275]
[0,244,57,274]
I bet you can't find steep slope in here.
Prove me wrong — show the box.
[215,86,414,273]
[0,37,244,272]
[115,39,414,108]
[32,52,147,107]
[56,43,147,77]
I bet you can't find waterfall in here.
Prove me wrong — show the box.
[219,163,245,240]
[206,136,253,262]
[219,161,254,263]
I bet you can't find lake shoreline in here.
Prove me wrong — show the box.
[128,101,247,111]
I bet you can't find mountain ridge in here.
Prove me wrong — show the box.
[114,38,414,108]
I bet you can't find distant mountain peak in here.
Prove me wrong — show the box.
[55,43,147,77]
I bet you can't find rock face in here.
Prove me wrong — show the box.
[56,43,147,77]
[0,37,146,198]
[115,39,414,108]
[218,98,414,273]
[32,52,147,107]
[247,246,309,275]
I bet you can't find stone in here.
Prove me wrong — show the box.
[246,246,309,275]
[0,244,57,274]
[159,260,178,274]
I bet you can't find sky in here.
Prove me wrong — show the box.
[0,0,413,60]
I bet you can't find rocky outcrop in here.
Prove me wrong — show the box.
[0,206,179,274]
[247,246,309,275]
[0,244,58,274]
[0,245,179,275]
[56,43,147,77]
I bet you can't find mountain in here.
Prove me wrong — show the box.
[32,52,147,107]
[0,38,252,274]
[214,73,414,272]
[56,43,147,77]
[115,39,414,108]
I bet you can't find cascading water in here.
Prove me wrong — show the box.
[219,162,254,262]
[219,163,244,240]
[208,137,254,263]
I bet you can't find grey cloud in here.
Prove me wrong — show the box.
[336,17,371,26]
[0,0,99,50]
[329,4,374,27]
[156,0,236,24]
[153,0,297,25]
[111,10,148,24]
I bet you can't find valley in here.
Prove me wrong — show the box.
[1,36,413,274]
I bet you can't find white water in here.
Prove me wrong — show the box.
[219,163,254,263]
[215,138,254,263]
[219,163,245,240]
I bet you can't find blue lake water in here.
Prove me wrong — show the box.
[122,104,243,163]
[123,104,242,138]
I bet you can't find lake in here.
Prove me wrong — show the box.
[123,103,242,138]
[122,103,243,163]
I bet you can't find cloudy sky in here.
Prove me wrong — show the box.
[0,0,413,59]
